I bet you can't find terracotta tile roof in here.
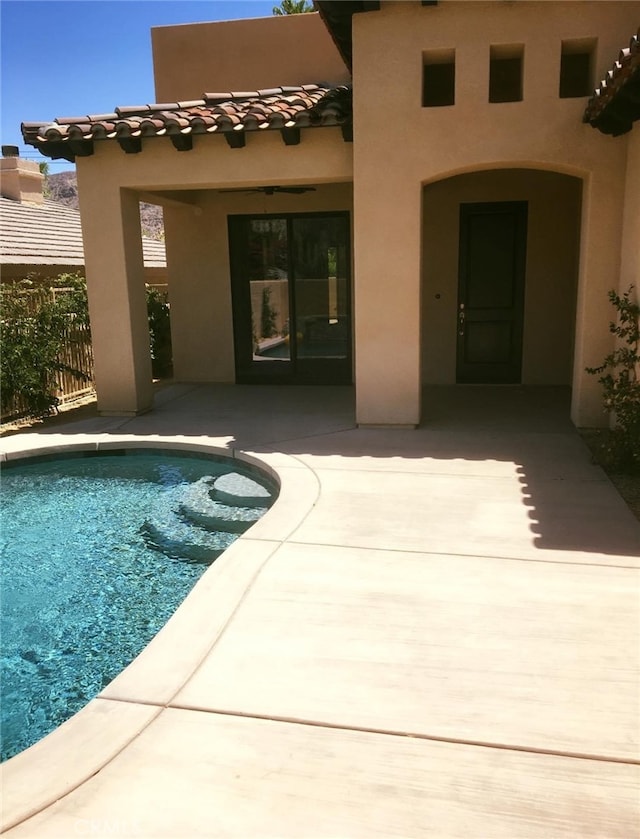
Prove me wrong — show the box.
[315,1,380,70]
[22,84,352,161]
[583,29,640,136]
[0,198,166,269]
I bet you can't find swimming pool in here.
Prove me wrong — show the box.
[0,448,276,762]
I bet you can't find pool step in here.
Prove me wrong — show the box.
[139,471,274,563]
[140,521,224,565]
[210,472,274,509]
[178,473,269,533]
[177,504,261,534]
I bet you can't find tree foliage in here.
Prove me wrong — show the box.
[260,286,278,339]
[1,276,174,422]
[272,0,314,14]
[1,275,91,418]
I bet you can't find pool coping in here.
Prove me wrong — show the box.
[0,435,320,832]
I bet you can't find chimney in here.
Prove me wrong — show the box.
[0,147,45,204]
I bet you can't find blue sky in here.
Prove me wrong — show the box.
[0,1,279,169]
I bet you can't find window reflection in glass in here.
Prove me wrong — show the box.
[248,219,290,362]
[292,217,349,360]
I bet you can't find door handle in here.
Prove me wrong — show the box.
[458,305,465,336]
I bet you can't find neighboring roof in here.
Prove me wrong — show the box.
[22,84,352,163]
[0,197,166,268]
[583,29,640,136]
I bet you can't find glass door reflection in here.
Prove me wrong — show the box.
[248,219,291,363]
[230,212,351,384]
[292,216,349,363]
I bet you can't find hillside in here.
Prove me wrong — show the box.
[46,171,165,240]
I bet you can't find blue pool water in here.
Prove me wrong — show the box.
[0,449,275,762]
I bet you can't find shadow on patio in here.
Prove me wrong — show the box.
[6,383,640,560]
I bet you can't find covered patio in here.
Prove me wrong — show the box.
[21,7,639,431]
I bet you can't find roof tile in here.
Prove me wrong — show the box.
[22,84,352,162]
[145,103,180,112]
[55,116,93,126]
[203,93,233,103]
[177,100,205,109]
[115,105,150,116]
[584,29,640,136]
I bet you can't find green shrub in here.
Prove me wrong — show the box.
[146,286,173,378]
[260,286,277,340]
[2,277,173,421]
[586,286,640,473]
[1,275,92,418]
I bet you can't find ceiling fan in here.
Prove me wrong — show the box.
[219,185,316,195]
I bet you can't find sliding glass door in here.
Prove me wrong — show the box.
[229,212,351,384]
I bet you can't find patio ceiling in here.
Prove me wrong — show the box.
[21,84,352,163]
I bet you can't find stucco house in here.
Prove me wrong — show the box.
[0,153,166,284]
[22,1,640,426]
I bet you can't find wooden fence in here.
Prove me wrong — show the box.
[1,285,95,422]
[2,282,172,423]
[55,316,95,404]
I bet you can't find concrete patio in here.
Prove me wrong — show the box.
[1,384,639,837]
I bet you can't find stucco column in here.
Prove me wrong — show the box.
[618,129,640,397]
[353,178,422,426]
[571,161,627,428]
[619,131,640,302]
[77,172,153,415]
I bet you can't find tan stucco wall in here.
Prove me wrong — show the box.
[422,169,581,386]
[618,127,640,400]
[619,128,640,302]
[152,12,349,103]
[352,0,638,426]
[78,124,352,192]
[76,127,352,412]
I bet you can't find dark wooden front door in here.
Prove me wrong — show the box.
[229,212,351,384]
[456,201,528,383]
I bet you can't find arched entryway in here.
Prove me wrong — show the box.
[421,168,582,395]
